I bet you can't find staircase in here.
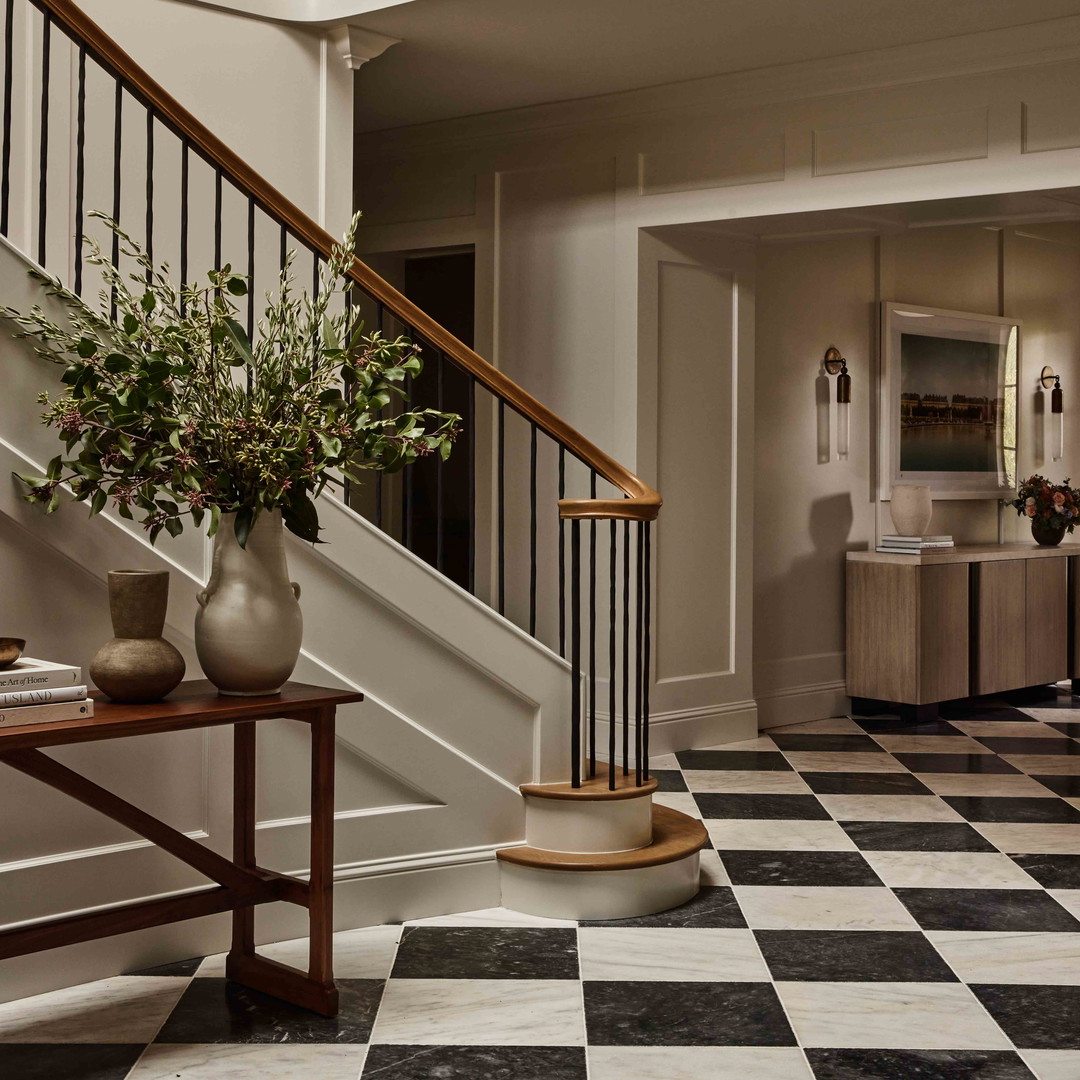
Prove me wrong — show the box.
[0,0,700,961]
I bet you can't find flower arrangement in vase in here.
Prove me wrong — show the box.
[4,212,460,694]
[1011,475,1078,546]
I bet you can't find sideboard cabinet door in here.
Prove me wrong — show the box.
[973,561,1027,696]
[1027,557,1068,686]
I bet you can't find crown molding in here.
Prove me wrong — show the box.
[169,0,416,27]
[356,14,1080,158]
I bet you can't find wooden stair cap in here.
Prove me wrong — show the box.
[519,773,658,802]
[496,804,707,872]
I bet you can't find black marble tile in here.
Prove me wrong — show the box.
[391,927,578,979]
[720,850,882,887]
[1046,721,1080,737]
[1010,854,1080,889]
[0,1045,144,1080]
[153,978,382,1043]
[893,753,1020,775]
[940,704,1035,723]
[940,795,1080,823]
[853,719,963,737]
[755,930,957,982]
[580,886,746,928]
[801,772,934,796]
[805,1048,1036,1079]
[770,734,885,753]
[650,769,688,792]
[583,980,796,1046]
[974,736,1080,756]
[1029,773,1080,796]
[893,888,1080,932]
[675,750,792,771]
[971,984,1080,1049]
[361,1046,587,1079]
[125,955,203,977]
[693,793,831,820]
[840,821,998,852]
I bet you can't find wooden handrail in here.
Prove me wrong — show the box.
[32,0,661,523]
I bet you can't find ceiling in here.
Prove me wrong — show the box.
[351,0,1080,133]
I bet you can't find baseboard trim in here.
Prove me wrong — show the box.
[756,679,849,729]
[596,699,759,757]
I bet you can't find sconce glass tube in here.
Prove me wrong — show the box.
[836,361,851,460]
[1052,376,1064,463]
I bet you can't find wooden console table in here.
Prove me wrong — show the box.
[847,543,1076,720]
[0,680,362,1016]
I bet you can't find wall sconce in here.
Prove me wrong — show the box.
[824,347,851,460]
[1041,365,1064,462]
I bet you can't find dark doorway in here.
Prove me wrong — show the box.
[401,250,475,590]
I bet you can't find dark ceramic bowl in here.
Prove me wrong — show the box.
[0,638,25,669]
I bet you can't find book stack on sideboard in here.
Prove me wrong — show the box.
[0,659,94,728]
[876,534,954,554]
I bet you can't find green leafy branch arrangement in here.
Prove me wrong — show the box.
[4,211,460,546]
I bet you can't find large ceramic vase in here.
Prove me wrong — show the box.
[1032,517,1067,547]
[195,510,303,696]
[90,570,186,703]
[890,484,933,536]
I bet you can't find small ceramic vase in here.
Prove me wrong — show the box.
[90,570,186,702]
[890,484,933,537]
[1032,518,1067,547]
[195,510,303,696]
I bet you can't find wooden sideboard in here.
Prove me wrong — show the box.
[846,543,1076,719]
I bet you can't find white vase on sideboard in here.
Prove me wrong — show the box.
[889,484,933,536]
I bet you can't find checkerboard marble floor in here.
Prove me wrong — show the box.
[6,692,1080,1079]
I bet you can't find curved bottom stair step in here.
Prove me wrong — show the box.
[497,804,707,921]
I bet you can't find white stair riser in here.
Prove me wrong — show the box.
[524,793,653,853]
[499,852,700,921]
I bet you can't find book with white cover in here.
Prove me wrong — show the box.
[0,698,94,728]
[0,684,88,708]
[880,535,953,544]
[880,540,955,549]
[0,658,81,693]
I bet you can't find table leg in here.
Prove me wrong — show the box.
[308,706,337,1007]
[229,721,257,961]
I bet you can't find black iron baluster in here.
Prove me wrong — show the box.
[436,350,444,574]
[1,0,14,235]
[279,221,287,274]
[144,109,153,276]
[109,77,121,318]
[73,46,85,294]
[570,518,581,788]
[36,10,50,267]
[558,446,566,657]
[467,376,476,595]
[635,519,644,786]
[246,197,255,340]
[374,299,384,530]
[643,521,651,779]
[608,518,617,791]
[213,167,222,269]
[497,399,505,615]
[179,141,189,314]
[588,470,597,779]
[622,518,630,776]
[529,422,537,637]
[402,322,413,552]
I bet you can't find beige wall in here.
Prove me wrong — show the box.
[754,222,1080,725]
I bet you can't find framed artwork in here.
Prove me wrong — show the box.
[879,301,1020,500]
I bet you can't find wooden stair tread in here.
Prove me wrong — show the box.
[519,773,658,801]
[496,805,707,871]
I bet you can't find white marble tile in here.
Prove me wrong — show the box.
[775,981,1012,1049]
[817,794,964,822]
[698,848,730,885]
[0,977,187,1043]
[733,886,918,930]
[770,717,865,735]
[949,721,1069,739]
[196,924,401,978]
[1021,1049,1080,1079]
[1003,755,1080,775]
[588,1046,814,1080]
[915,772,1058,797]
[1048,890,1080,920]
[705,819,857,851]
[698,736,779,752]
[781,751,909,773]
[974,823,1080,854]
[578,928,770,982]
[371,980,585,1045]
[928,932,1080,984]
[127,1043,366,1079]
[647,753,680,771]
[871,735,992,754]
[653,793,702,819]
[404,906,577,928]
[862,851,1040,889]
[682,769,812,794]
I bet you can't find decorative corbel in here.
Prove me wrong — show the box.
[331,24,401,71]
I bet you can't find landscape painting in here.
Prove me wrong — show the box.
[880,303,1019,500]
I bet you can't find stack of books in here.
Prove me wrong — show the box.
[877,534,955,554]
[0,658,94,728]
